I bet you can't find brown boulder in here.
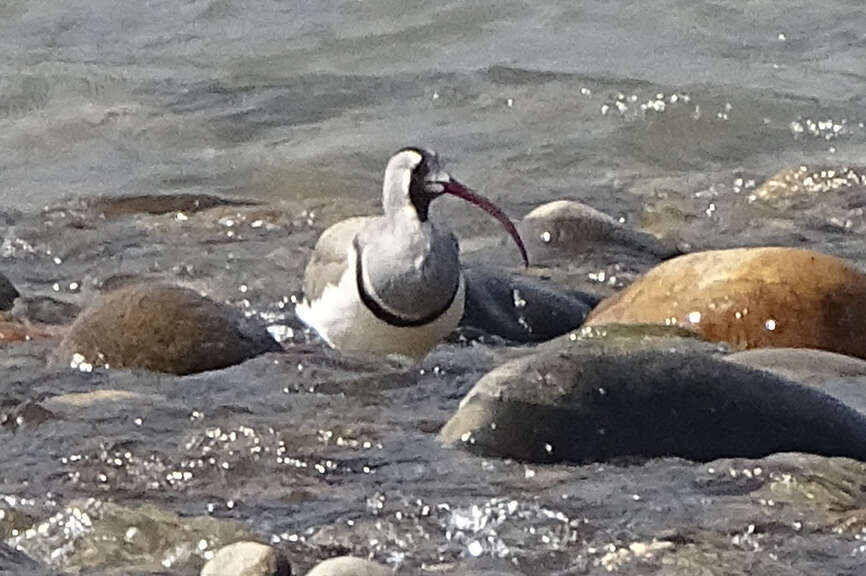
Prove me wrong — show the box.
[585,247,866,358]
[56,284,281,375]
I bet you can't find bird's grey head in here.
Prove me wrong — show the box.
[382,147,452,221]
[380,146,531,267]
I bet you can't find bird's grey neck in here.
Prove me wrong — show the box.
[383,177,428,222]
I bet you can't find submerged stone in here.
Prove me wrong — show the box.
[586,247,866,359]
[753,165,866,201]
[460,266,598,343]
[88,193,257,218]
[441,330,866,463]
[56,283,281,375]
[7,499,253,575]
[201,541,291,576]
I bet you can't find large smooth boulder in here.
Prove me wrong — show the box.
[586,247,866,358]
[440,328,866,463]
[518,200,679,262]
[56,284,281,375]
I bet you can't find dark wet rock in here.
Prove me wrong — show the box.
[440,328,866,463]
[0,272,19,310]
[305,556,391,576]
[10,295,80,325]
[8,498,254,575]
[518,200,679,262]
[753,164,866,201]
[201,541,291,576]
[87,193,258,218]
[0,543,55,576]
[0,402,55,431]
[55,283,282,375]
[587,247,866,359]
[725,348,866,415]
[460,267,598,343]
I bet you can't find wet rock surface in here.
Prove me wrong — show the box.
[9,295,80,326]
[304,556,390,576]
[86,193,259,219]
[518,200,680,262]
[201,541,291,576]
[460,267,598,343]
[586,247,866,358]
[8,498,255,575]
[55,283,282,375]
[440,326,866,463]
[752,165,866,203]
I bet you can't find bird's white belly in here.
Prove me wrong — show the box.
[295,260,465,360]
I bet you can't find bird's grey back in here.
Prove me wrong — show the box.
[302,216,369,302]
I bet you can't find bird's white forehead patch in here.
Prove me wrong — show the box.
[392,149,424,170]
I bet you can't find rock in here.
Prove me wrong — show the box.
[88,193,257,218]
[7,499,253,575]
[459,266,598,343]
[305,556,391,576]
[586,247,866,359]
[440,328,866,463]
[752,165,866,201]
[201,541,290,576]
[10,295,80,325]
[725,348,866,415]
[518,200,679,262]
[55,283,282,375]
[0,272,19,310]
[0,402,55,431]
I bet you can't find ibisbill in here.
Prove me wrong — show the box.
[295,147,529,360]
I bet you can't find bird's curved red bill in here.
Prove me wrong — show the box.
[442,180,529,267]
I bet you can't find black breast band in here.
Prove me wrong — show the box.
[354,239,459,328]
